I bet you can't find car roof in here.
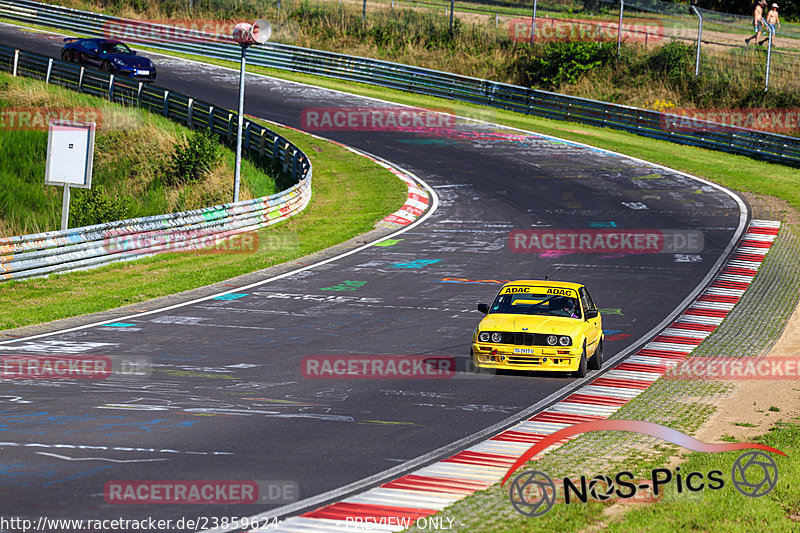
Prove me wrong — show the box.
[499,280,584,290]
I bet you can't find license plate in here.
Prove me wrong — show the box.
[136,69,150,75]
[513,348,536,354]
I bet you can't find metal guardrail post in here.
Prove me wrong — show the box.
[108,74,114,101]
[208,106,215,132]
[137,82,143,106]
[691,6,702,77]
[162,90,170,117]
[12,49,18,76]
[78,66,84,91]
[45,58,53,84]
[765,27,774,91]
[530,0,537,45]
[449,0,455,35]
[227,113,233,142]
[617,0,624,57]
[187,97,194,127]
[283,142,291,172]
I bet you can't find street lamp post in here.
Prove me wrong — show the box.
[232,19,271,203]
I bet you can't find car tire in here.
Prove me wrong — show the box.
[61,50,73,62]
[573,346,588,378]
[100,60,114,73]
[588,340,603,371]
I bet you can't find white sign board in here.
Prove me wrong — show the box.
[44,120,95,188]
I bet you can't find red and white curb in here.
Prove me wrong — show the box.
[256,219,780,532]
[377,167,431,227]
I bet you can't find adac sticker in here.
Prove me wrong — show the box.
[544,287,576,297]
[500,286,532,295]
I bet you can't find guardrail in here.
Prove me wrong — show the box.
[0,44,312,282]
[1,0,799,166]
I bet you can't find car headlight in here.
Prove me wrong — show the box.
[559,336,571,346]
[547,335,558,346]
[491,332,502,343]
[478,332,490,342]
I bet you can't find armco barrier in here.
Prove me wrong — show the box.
[0,0,799,166]
[0,44,312,282]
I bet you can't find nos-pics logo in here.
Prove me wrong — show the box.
[501,421,783,517]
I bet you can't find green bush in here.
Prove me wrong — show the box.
[161,129,222,187]
[510,41,616,90]
[69,185,128,227]
[640,41,695,84]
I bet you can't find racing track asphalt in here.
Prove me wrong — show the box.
[0,26,746,528]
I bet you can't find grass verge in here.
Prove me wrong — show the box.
[601,421,800,532]
[0,119,407,331]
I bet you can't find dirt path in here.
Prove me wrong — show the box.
[695,295,800,444]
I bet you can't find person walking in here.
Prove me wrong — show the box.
[759,3,781,45]
[745,0,767,45]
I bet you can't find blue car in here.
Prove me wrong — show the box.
[61,38,156,82]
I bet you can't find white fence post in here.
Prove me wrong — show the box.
[691,6,703,77]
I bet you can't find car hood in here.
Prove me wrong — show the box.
[106,54,153,68]
[478,314,583,336]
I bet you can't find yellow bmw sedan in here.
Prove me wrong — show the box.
[472,280,603,377]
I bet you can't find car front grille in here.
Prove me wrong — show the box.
[499,332,550,346]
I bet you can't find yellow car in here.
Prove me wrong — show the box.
[472,280,603,377]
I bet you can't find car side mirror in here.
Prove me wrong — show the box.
[585,310,599,320]
[477,303,489,314]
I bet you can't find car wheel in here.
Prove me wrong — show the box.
[588,340,603,371]
[61,50,73,62]
[573,346,588,378]
[100,60,114,73]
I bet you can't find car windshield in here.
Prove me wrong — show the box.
[488,292,582,319]
[98,42,133,55]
